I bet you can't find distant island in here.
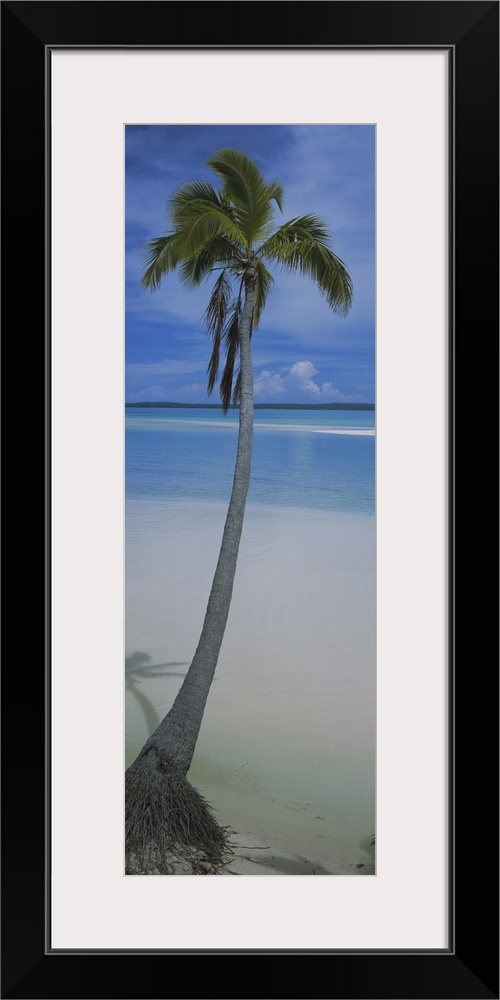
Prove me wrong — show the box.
[126,402,375,410]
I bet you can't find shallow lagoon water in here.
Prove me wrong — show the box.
[126,406,375,513]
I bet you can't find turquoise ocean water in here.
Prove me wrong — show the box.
[125,407,375,513]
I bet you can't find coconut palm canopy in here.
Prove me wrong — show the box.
[141,147,353,412]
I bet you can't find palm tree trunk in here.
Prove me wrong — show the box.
[145,284,255,772]
[125,283,255,869]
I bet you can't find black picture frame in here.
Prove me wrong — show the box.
[1,2,498,998]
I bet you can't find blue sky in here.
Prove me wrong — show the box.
[126,125,374,404]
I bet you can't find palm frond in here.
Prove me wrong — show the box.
[167,178,247,259]
[205,271,233,395]
[260,213,332,253]
[218,284,244,413]
[207,148,279,249]
[141,233,180,290]
[175,210,245,263]
[252,259,274,329]
[266,180,284,213]
[260,214,353,316]
[231,367,242,407]
[206,339,221,399]
[179,235,242,288]
[169,179,222,216]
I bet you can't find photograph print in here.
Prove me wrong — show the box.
[124,124,375,877]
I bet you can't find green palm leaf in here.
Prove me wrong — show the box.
[219,303,241,413]
[266,180,284,213]
[259,214,353,316]
[179,235,241,288]
[204,270,232,395]
[207,148,282,249]
[252,259,274,329]
[141,233,180,290]
[169,178,247,257]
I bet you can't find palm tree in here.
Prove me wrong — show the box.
[125,148,353,874]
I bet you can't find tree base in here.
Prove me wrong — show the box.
[126,842,229,876]
[125,751,229,875]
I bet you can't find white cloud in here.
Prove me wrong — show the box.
[168,382,210,402]
[127,381,211,404]
[254,360,354,402]
[252,370,287,397]
[288,360,321,394]
[128,385,169,402]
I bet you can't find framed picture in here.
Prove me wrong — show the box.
[2,2,498,997]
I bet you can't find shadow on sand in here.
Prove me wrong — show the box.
[125,651,189,734]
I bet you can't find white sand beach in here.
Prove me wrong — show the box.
[126,500,376,876]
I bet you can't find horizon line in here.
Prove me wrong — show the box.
[125,401,375,410]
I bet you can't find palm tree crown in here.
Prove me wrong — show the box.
[141,147,353,412]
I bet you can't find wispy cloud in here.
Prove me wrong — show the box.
[127,385,170,402]
[126,359,206,378]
